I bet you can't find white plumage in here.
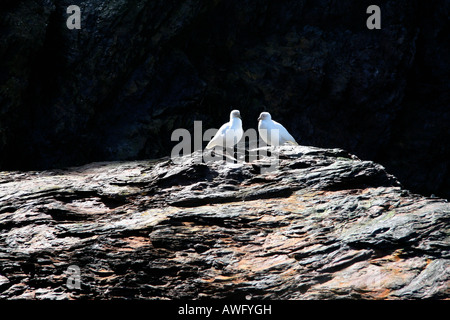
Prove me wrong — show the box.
[258,112,298,146]
[206,110,243,149]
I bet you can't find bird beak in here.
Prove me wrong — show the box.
[257,116,262,121]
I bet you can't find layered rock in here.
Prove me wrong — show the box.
[0,146,448,299]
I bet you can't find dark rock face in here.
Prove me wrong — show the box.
[0,146,448,299]
[0,0,449,202]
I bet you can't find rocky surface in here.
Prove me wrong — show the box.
[0,145,448,300]
[0,0,449,200]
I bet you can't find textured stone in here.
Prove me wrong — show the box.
[0,145,448,300]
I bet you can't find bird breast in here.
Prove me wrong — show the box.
[258,120,271,144]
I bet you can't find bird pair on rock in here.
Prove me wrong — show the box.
[206,110,298,150]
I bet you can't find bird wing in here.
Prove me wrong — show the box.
[218,122,232,135]
[273,121,298,144]
[206,122,230,149]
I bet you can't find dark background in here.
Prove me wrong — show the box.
[0,0,449,199]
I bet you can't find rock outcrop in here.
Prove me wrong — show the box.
[0,146,448,299]
[0,0,449,200]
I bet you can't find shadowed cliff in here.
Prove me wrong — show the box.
[0,0,449,200]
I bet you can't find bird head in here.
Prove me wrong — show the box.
[257,112,271,121]
[230,110,241,119]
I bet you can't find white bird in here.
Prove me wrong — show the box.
[206,110,244,149]
[258,112,298,146]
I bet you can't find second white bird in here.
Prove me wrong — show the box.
[258,112,298,146]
